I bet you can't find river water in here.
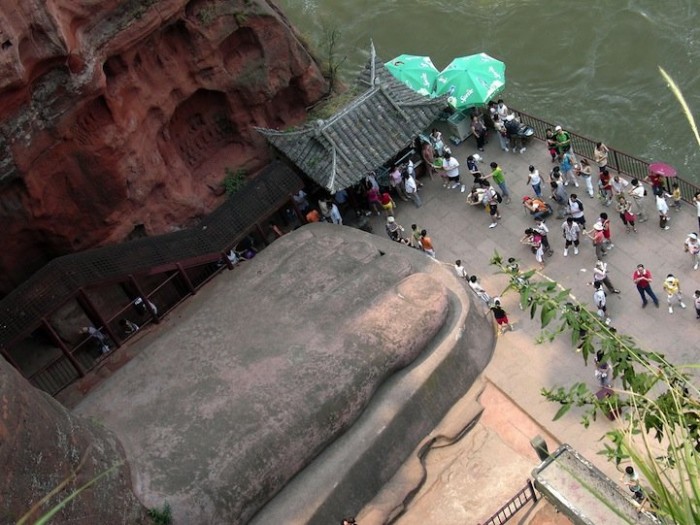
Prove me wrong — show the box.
[277,0,700,182]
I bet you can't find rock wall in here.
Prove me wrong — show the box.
[0,356,147,524]
[0,0,328,294]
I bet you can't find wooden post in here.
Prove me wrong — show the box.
[42,319,85,377]
[176,263,195,294]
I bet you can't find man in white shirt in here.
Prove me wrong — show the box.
[403,172,422,208]
[441,151,461,189]
[610,174,629,196]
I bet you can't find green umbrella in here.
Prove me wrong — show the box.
[434,53,506,109]
[385,55,439,96]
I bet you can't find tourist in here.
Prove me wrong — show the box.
[430,128,444,157]
[554,125,572,159]
[598,169,613,206]
[576,159,595,198]
[292,189,310,213]
[490,298,513,335]
[655,192,670,230]
[385,216,407,244]
[466,154,483,183]
[484,162,511,204]
[520,228,545,270]
[596,212,614,251]
[526,165,543,197]
[670,182,682,211]
[560,150,578,187]
[593,281,612,325]
[586,223,608,261]
[562,217,581,256]
[329,201,343,224]
[133,297,158,317]
[441,151,461,189]
[454,259,469,280]
[80,325,110,354]
[694,290,700,320]
[421,139,436,180]
[594,351,613,388]
[662,274,686,314]
[592,260,620,294]
[683,232,700,270]
[610,173,629,197]
[647,172,663,195]
[695,191,700,230]
[366,186,382,216]
[410,224,423,249]
[568,193,586,228]
[471,115,487,152]
[403,171,422,208]
[504,114,526,153]
[119,318,139,335]
[493,115,510,152]
[305,209,321,223]
[389,165,408,201]
[466,185,486,207]
[629,179,648,222]
[545,129,558,162]
[616,195,637,233]
[522,196,552,221]
[483,182,502,229]
[594,142,609,172]
[621,466,645,503]
[632,264,659,309]
[549,165,562,185]
[551,180,568,219]
[379,191,396,217]
[318,198,332,221]
[468,275,492,305]
[534,217,553,257]
[420,229,436,258]
[496,99,509,122]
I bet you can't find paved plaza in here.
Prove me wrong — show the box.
[356,125,699,524]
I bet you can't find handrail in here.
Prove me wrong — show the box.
[478,479,538,525]
[513,107,700,203]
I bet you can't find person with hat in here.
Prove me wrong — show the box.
[684,232,700,270]
[632,264,659,309]
[662,274,686,314]
[586,222,608,261]
[554,125,572,159]
[385,216,407,244]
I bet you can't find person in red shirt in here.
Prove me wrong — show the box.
[632,264,660,308]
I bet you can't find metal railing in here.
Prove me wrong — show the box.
[515,108,700,203]
[478,479,538,525]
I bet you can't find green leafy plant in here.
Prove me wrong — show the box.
[223,168,247,196]
[147,501,173,525]
[490,251,700,523]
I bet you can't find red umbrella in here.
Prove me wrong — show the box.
[648,162,677,177]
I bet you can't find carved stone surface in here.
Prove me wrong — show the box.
[74,224,495,523]
[0,353,147,524]
[0,0,327,294]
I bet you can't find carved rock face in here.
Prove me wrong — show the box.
[0,355,147,524]
[0,0,328,294]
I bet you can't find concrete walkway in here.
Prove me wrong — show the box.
[356,125,699,522]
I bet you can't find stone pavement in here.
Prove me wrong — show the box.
[356,125,700,523]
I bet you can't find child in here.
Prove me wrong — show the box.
[671,182,682,211]
[468,275,492,305]
[490,298,513,335]
[454,260,468,280]
[594,350,613,388]
[621,466,645,503]
[663,274,687,314]
[694,290,700,320]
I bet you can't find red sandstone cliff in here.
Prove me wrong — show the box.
[0,0,328,294]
